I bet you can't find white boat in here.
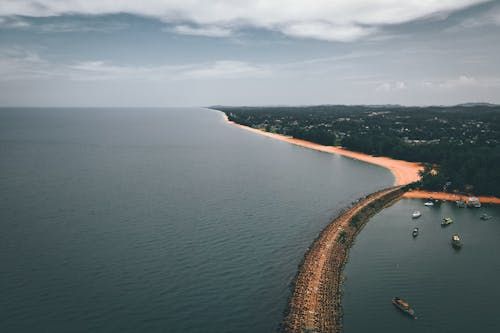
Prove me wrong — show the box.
[467,197,481,208]
[424,201,434,206]
[412,211,422,218]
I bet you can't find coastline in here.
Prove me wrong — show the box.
[219,112,422,186]
[219,111,500,203]
[403,190,500,204]
[217,109,499,332]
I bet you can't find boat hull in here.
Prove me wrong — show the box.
[392,298,417,318]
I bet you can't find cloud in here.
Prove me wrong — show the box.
[420,75,500,89]
[0,0,489,41]
[0,48,270,82]
[169,25,233,37]
[376,81,407,91]
[0,16,30,28]
[183,61,269,79]
[445,4,500,32]
[0,48,55,80]
[38,21,128,33]
[280,22,376,42]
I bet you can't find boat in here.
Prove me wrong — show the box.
[412,227,419,237]
[392,297,417,318]
[456,199,467,208]
[412,211,422,219]
[480,213,492,221]
[441,217,453,226]
[424,201,434,206]
[467,197,481,208]
[451,234,462,249]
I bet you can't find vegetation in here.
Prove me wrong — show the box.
[213,104,500,196]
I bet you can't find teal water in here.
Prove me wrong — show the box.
[343,199,500,333]
[0,107,393,332]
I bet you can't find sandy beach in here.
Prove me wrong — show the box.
[221,112,422,186]
[404,190,500,204]
[221,112,500,204]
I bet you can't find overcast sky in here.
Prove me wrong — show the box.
[1,0,500,107]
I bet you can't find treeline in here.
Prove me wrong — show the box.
[213,105,500,196]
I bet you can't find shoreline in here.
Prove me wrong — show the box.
[219,112,422,186]
[219,111,500,203]
[403,190,500,204]
[217,109,499,332]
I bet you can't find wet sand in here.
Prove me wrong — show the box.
[220,113,422,186]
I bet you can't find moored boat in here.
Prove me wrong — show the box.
[392,297,417,318]
[467,197,481,208]
[412,227,419,237]
[424,201,434,206]
[451,234,462,249]
[412,211,422,219]
[441,217,453,226]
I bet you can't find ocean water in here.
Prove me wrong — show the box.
[0,107,393,333]
[343,199,500,333]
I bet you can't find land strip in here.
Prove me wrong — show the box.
[281,186,406,332]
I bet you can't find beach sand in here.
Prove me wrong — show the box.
[404,190,500,204]
[221,112,422,186]
[221,112,500,203]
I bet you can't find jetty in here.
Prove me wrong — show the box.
[281,186,405,333]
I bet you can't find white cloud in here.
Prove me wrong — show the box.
[420,75,500,89]
[170,25,233,37]
[0,0,489,41]
[439,75,477,88]
[376,81,407,91]
[0,16,30,28]
[280,22,376,42]
[183,60,269,79]
[0,48,270,82]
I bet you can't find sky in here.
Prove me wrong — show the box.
[1,0,500,107]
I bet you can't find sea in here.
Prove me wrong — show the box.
[0,107,393,332]
[343,199,500,333]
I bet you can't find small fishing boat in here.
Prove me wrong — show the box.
[412,227,419,237]
[467,197,481,208]
[451,234,462,249]
[441,217,453,226]
[392,297,417,318]
[412,211,422,219]
[424,201,434,206]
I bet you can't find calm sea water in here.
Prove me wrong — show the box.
[343,199,500,333]
[0,107,393,333]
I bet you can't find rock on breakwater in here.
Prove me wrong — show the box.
[281,186,405,333]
